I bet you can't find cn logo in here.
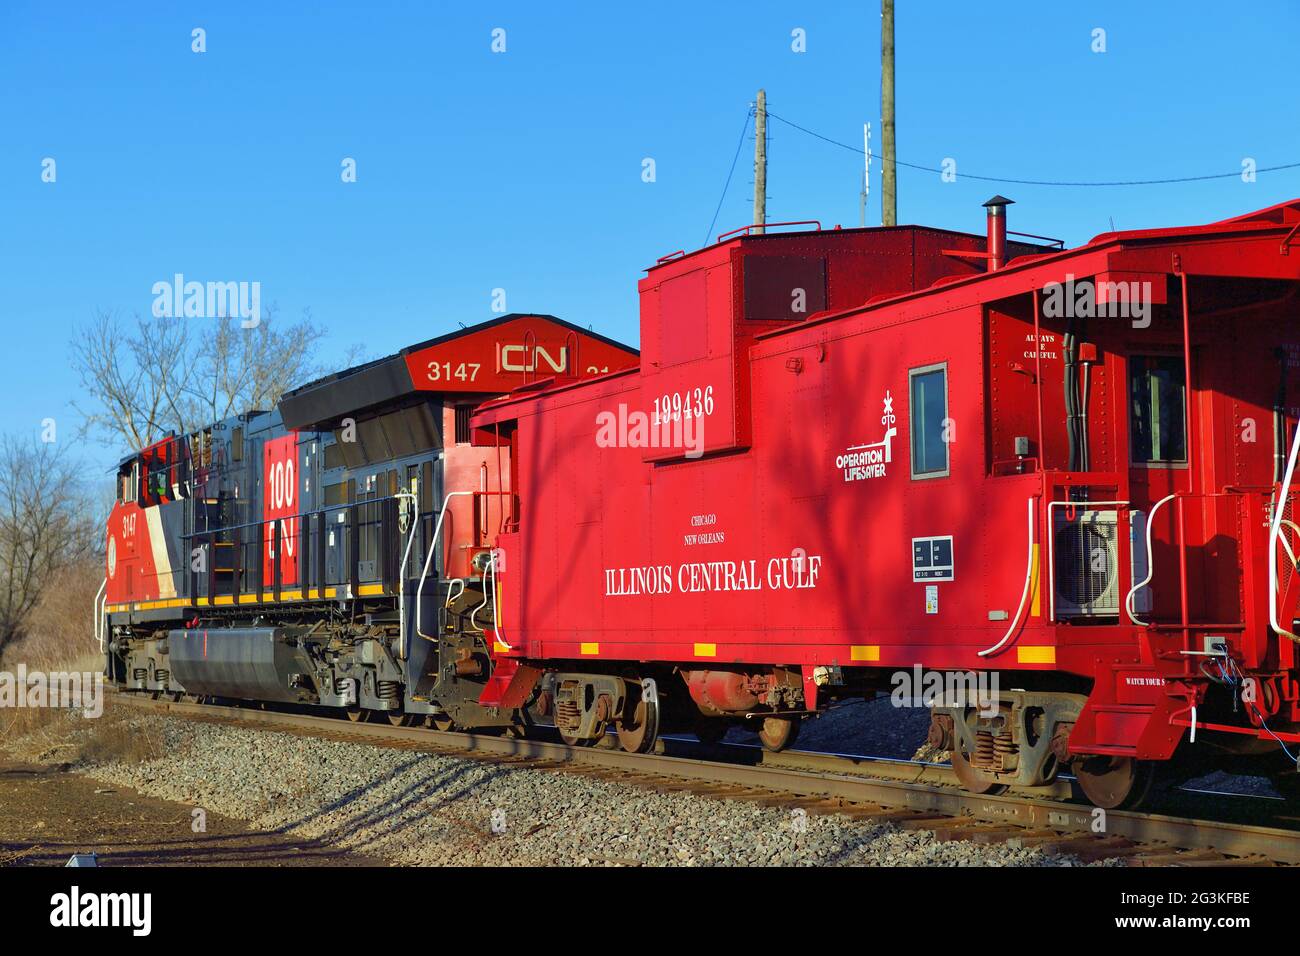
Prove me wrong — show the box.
[267,457,296,559]
[500,343,567,374]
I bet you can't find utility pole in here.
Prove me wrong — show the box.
[753,88,767,234]
[860,122,871,227]
[881,0,896,226]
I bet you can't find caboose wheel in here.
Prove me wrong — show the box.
[1073,755,1157,810]
[951,744,1008,795]
[757,716,800,752]
[617,693,659,754]
[428,714,455,732]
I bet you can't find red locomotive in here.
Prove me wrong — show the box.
[104,198,1300,810]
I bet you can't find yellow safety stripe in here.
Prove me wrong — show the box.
[107,584,373,613]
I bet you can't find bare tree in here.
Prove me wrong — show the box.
[71,306,336,452]
[0,438,98,658]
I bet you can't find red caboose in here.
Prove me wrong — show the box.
[474,200,1300,808]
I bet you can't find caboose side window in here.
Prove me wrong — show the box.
[1129,355,1186,464]
[909,363,949,479]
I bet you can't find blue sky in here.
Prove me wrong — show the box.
[2,1,1298,475]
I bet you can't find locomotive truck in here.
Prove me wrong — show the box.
[102,198,1300,810]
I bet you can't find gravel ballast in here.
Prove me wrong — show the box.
[59,712,1090,867]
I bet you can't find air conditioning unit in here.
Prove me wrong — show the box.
[1053,509,1119,617]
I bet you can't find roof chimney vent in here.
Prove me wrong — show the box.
[983,195,1014,271]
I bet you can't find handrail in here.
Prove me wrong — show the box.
[1270,418,1300,640]
[978,496,1037,658]
[716,220,822,242]
[1124,493,1177,627]
[178,492,411,540]
[94,577,107,653]
[394,492,419,660]
[415,492,476,646]
[1007,229,1065,250]
[471,550,511,650]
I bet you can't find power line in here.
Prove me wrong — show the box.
[766,109,1300,187]
[704,108,753,245]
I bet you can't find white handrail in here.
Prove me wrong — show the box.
[1124,493,1177,627]
[393,492,419,660]
[414,491,476,646]
[93,577,107,653]
[1270,419,1300,640]
[978,497,1036,658]
[471,551,512,650]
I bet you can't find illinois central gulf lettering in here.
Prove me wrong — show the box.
[604,555,822,596]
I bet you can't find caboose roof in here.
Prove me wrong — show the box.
[751,198,1300,345]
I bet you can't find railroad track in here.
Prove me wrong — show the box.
[113,693,1300,866]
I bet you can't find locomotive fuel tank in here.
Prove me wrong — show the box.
[167,627,319,704]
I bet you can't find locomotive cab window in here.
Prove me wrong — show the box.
[1129,355,1186,464]
[909,364,949,479]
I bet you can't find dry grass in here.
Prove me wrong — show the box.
[75,709,166,765]
[2,559,104,672]
[1,557,110,749]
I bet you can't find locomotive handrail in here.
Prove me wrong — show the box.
[394,492,419,660]
[94,577,107,653]
[180,492,416,605]
[177,492,411,540]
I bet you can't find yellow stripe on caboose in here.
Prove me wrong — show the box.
[851,645,880,662]
[693,643,716,657]
[580,642,600,655]
[1029,543,1042,617]
[1017,645,1055,665]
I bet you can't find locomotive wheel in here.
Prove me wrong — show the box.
[387,712,415,727]
[617,690,659,754]
[428,714,455,732]
[757,716,801,753]
[345,706,366,723]
[951,743,1008,795]
[1073,755,1158,810]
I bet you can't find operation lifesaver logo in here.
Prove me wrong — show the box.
[836,390,897,482]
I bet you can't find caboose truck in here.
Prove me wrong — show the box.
[103,200,1300,811]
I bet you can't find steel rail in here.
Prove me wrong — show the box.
[114,693,1300,865]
